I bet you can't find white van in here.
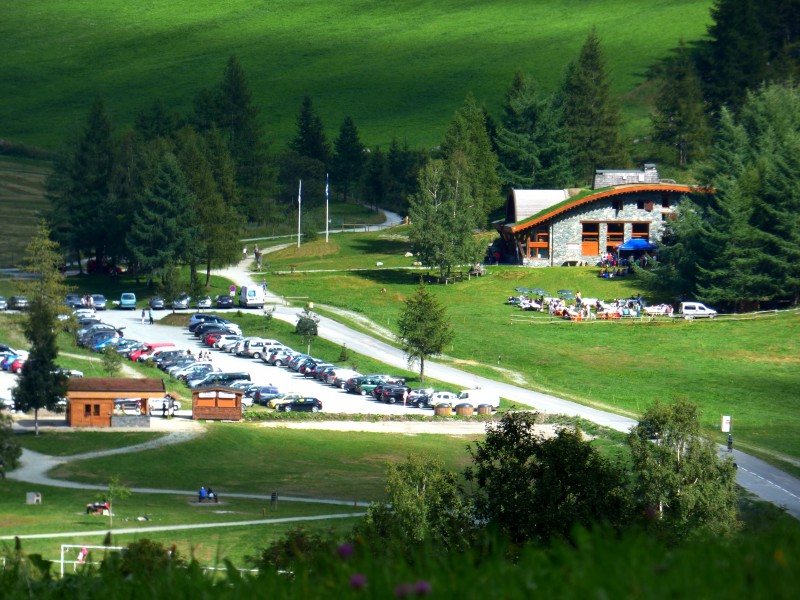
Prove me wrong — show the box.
[679,302,717,319]
[239,285,266,308]
[458,389,500,409]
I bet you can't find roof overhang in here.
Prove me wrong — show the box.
[503,184,710,234]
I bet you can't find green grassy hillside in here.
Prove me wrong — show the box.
[1,0,713,151]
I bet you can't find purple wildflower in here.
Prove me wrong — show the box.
[337,543,354,559]
[350,573,367,590]
[414,580,433,596]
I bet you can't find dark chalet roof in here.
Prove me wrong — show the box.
[67,378,166,393]
[503,183,709,234]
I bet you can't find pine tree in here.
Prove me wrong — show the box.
[126,153,198,286]
[495,71,573,189]
[331,116,365,202]
[562,28,626,184]
[701,0,768,110]
[12,225,69,435]
[135,98,181,141]
[652,41,711,166]
[49,98,115,268]
[362,146,388,212]
[290,96,330,165]
[440,94,500,225]
[386,138,423,214]
[396,283,454,384]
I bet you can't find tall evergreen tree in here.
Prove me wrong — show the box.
[651,41,711,166]
[362,146,388,212]
[135,98,181,141]
[386,138,424,214]
[126,153,198,286]
[290,96,330,165]
[12,225,69,435]
[331,116,365,202]
[440,94,500,225]
[49,98,115,268]
[495,71,573,190]
[701,0,768,110]
[174,127,243,286]
[562,28,626,184]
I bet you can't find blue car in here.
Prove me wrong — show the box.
[120,292,137,310]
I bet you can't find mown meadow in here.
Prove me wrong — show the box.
[1,0,713,151]
[257,229,800,472]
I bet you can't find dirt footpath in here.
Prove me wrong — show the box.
[257,420,560,437]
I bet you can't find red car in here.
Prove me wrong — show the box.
[11,357,26,374]
[203,333,223,346]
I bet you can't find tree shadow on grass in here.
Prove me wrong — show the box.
[349,237,413,256]
[353,269,433,287]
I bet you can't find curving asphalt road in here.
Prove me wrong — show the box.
[6,209,800,521]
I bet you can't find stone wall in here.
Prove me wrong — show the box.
[111,415,150,428]
[550,192,671,266]
[593,165,659,189]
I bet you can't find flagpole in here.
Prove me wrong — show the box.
[297,179,302,248]
[325,173,330,243]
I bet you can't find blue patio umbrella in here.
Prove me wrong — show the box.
[618,238,657,251]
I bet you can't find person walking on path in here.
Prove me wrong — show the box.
[728,433,734,452]
[141,308,146,324]
[149,309,154,325]
[242,246,248,260]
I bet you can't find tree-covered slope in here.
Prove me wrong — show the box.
[1,0,712,151]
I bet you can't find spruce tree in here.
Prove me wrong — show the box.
[440,94,500,225]
[126,153,198,286]
[362,146,388,212]
[290,96,330,165]
[652,41,711,166]
[331,116,365,202]
[386,138,423,214]
[396,282,454,384]
[562,28,626,185]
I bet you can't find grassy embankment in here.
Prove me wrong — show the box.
[1,0,713,152]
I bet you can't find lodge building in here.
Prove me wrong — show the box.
[496,164,709,267]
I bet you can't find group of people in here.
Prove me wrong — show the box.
[198,486,219,503]
[85,500,110,515]
[140,308,154,324]
[195,350,213,361]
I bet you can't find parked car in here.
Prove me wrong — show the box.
[0,297,7,310]
[91,294,108,310]
[64,294,84,309]
[171,293,191,310]
[278,397,322,413]
[149,296,166,310]
[679,301,717,319]
[148,396,181,416]
[196,296,212,309]
[425,391,459,408]
[8,296,29,310]
[381,385,412,404]
[10,356,27,374]
[408,388,435,409]
[253,385,281,405]
[215,294,234,309]
[1,397,14,411]
[214,334,242,349]
[119,292,137,310]
[53,367,84,378]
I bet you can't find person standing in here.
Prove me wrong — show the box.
[262,278,267,293]
[727,433,734,452]
[149,309,154,325]
[242,246,248,260]
[402,388,408,407]
[141,308,146,324]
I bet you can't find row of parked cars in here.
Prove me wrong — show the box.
[0,296,29,311]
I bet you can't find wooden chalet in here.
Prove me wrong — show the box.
[66,378,165,427]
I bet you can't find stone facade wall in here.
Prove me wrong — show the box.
[593,166,659,188]
[550,192,669,265]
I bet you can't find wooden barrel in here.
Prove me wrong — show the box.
[434,403,452,416]
[455,403,474,416]
[477,404,493,415]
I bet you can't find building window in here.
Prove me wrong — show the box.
[661,195,670,209]
[84,404,91,417]
[612,199,623,211]
[632,223,650,239]
[662,213,668,221]
[535,247,549,259]
[581,222,599,256]
[93,404,100,416]
[636,200,644,210]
